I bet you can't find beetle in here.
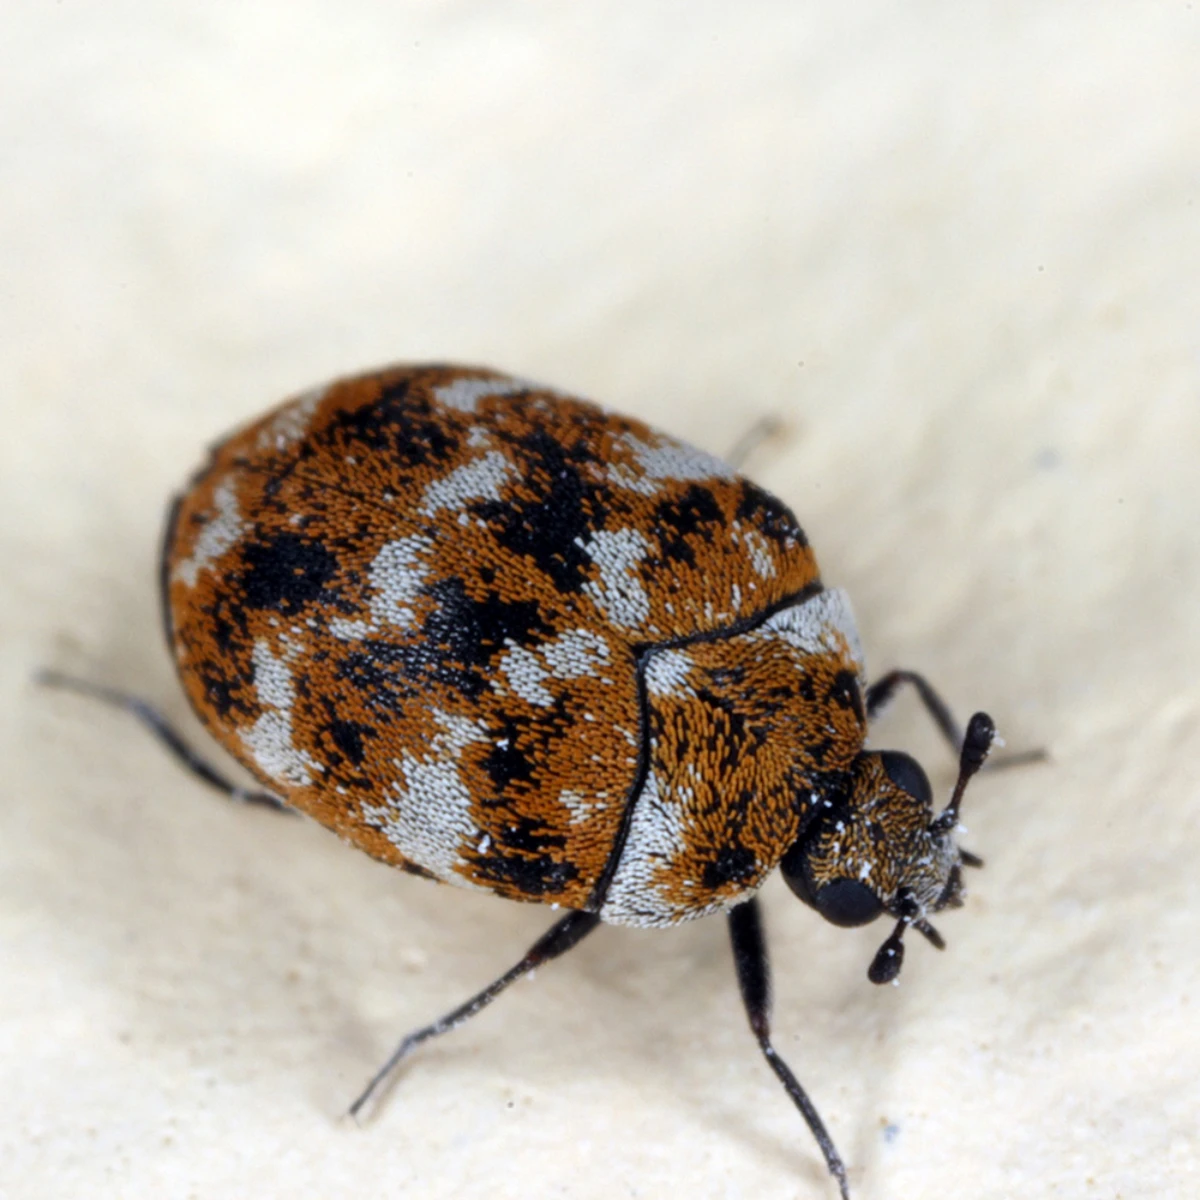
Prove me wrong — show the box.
[43,363,1004,1198]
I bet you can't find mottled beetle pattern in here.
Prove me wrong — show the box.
[165,363,872,921]
[54,364,1006,1199]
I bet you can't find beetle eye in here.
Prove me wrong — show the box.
[813,877,884,927]
[878,750,932,807]
[779,841,817,908]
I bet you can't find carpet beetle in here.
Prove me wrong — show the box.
[48,363,1004,1198]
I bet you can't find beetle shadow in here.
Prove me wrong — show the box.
[28,626,549,1116]
[548,909,869,1185]
[28,653,711,1144]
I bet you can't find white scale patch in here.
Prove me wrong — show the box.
[541,628,610,678]
[600,768,740,928]
[644,648,695,697]
[758,588,867,689]
[173,481,244,587]
[239,639,322,788]
[433,375,532,413]
[324,536,433,641]
[608,433,737,495]
[498,628,612,708]
[578,527,651,628]
[499,642,554,707]
[733,523,778,580]
[420,450,514,515]
[598,768,687,926]
[559,788,607,826]
[329,617,372,640]
[359,710,487,883]
[255,383,328,453]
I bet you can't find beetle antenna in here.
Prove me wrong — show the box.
[930,711,995,836]
[867,889,916,984]
[913,918,945,950]
[868,917,908,984]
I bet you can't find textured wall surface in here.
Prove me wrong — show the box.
[3,5,1198,1198]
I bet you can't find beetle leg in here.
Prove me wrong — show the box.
[348,909,601,1120]
[865,669,1045,770]
[724,414,785,470]
[728,898,850,1200]
[865,669,964,753]
[35,670,290,812]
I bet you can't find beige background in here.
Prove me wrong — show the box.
[3,4,1198,1199]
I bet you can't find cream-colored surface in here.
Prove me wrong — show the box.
[3,5,1198,1199]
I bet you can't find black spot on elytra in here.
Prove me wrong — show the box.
[476,429,599,592]
[702,846,757,890]
[335,639,423,712]
[303,701,378,789]
[239,532,341,612]
[427,577,536,660]
[326,717,371,766]
[651,484,724,566]
[399,860,439,882]
[198,668,251,720]
[736,480,805,545]
[503,816,566,856]
[474,853,578,896]
[471,817,578,896]
[806,735,834,767]
[321,380,458,469]
[258,451,312,505]
[483,717,534,791]
[200,600,248,656]
[423,575,548,674]
[341,577,551,704]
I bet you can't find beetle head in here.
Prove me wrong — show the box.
[781,712,995,984]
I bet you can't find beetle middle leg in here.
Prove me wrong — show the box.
[725,414,786,471]
[35,670,290,812]
[729,897,850,1200]
[348,909,601,1119]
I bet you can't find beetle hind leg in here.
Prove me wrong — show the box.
[729,897,851,1200]
[36,670,289,812]
[348,909,601,1120]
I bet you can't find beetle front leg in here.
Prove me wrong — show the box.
[728,898,851,1200]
